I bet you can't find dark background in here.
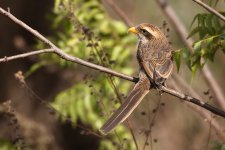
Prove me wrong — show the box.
[0,1,100,149]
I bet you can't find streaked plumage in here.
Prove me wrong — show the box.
[100,23,173,134]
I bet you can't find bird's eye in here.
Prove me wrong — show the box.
[140,29,150,36]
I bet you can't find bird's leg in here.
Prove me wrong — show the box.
[140,61,162,90]
[153,67,163,91]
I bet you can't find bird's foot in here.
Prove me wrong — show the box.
[153,81,163,95]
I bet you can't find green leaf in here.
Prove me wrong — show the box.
[222,144,225,150]
[190,14,199,28]
[198,27,207,39]
[204,35,216,44]
[37,0,141,148]
[25,61,47,77]
[182,48,191,70]
[193,40,202,52]
[173,49,181,72]
[220,39,225,53]
[205,14,214,35]
[191,62,198,82]
[220,34,225,39]
[198,14,205,27]
[212,15,221,31]
[76,97,86,123]
[0,139,15,150]
[187,26,200,39]
[69,101,77,123]
[112,21,127,34]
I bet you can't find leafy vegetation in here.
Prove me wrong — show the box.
[173,12,225,77]
[36,1,225,149]
[35,0,137,149]
[0,139,15,150]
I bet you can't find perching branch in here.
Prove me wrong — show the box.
[0,49,54,62]
[0,6,225,124]
[193,0,225,22]
[161,86,225,118]
[0,7,136,82]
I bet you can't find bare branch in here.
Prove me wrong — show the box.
[0,49,54,62]
[155,0,225,111]
[0,6,225,138]
[169,75,225,141]
[103,0,133,26]
[162,85,225,118]
[0,7,137,83]
[193,0,225,22]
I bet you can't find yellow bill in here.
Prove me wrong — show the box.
[128,27,138,34]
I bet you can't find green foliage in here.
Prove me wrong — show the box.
[174,12,225,77]
[188,13,225,39]
[0,139,15,150]
[173,49,181,72]
[208,140,225,150]
[32,0,136,149]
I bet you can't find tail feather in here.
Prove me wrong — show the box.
[100,77,150,134]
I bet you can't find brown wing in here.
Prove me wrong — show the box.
[140,49,173,81]
[140,60,154,79]
[100,76,150,134]
[155,58,173,79]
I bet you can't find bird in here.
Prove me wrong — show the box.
[100,23,174,134]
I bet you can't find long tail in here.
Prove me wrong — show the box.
[100,77,150,134]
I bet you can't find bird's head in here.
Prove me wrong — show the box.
[128,23,166,42]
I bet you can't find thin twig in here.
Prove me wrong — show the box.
[205,113,212,150]
[0,7,137,82]
[0,49,54,62]
[0,6,225,134]
[193,0,225,22]
[14,72,104,139]
[103,0,133,26]
[170,74,225,141]
[101,1,139,148]
[155,0,225,111]
[143,98,161,150]
[162,86,225,117]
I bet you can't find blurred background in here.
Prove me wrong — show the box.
[0,0,225,150]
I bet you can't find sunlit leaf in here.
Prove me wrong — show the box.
[191,62,199,82]
[182,48,191,69]
[187,26,200,39]
[25,61,47,77]
[0,139,15,150]
[189,14,199,28]
[205,14,214,35]
[173,49,181,72]
[193,40,202,51]
[212,15,221,31]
